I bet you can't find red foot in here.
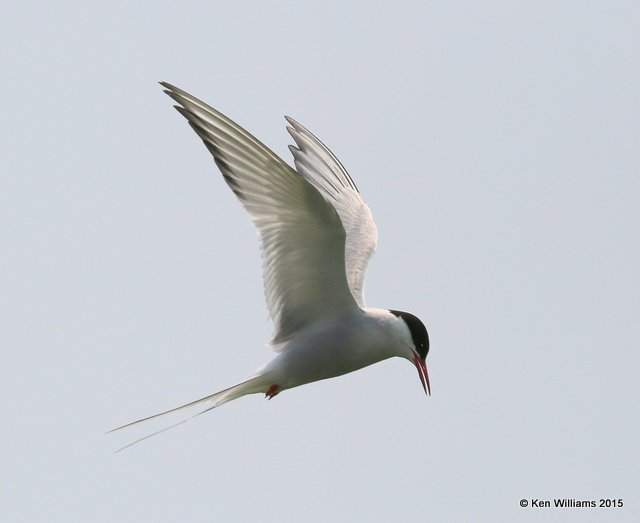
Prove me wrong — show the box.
[265,384,280,400]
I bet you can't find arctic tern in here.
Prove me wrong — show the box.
[110,82,430,447]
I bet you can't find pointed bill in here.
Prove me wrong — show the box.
[413,353,431,396]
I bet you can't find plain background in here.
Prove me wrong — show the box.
[2,1,638,522]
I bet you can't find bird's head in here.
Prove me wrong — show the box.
[389,309,430,396]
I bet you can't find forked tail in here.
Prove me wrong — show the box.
[107,374,267,451]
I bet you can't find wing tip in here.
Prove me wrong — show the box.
[159,80,179,93]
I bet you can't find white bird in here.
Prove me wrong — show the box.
[110,83,430,448]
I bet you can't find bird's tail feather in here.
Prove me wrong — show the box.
[107,374,266,452]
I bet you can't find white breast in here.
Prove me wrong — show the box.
[261,308,407,390]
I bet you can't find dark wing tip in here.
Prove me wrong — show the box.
[284,115,300,127]
[159,80,178,91]
[159,81,179,97]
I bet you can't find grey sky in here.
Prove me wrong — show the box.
[2,1,638,521]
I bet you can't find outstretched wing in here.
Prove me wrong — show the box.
[285,117,377,307]
[161,83,358,344]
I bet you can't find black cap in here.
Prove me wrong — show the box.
[389,310,429,360]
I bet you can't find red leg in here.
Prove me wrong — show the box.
[265,384,280,399]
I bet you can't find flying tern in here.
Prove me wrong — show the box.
[111,83,430,447]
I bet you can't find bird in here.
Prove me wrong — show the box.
[110,82,430,448]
